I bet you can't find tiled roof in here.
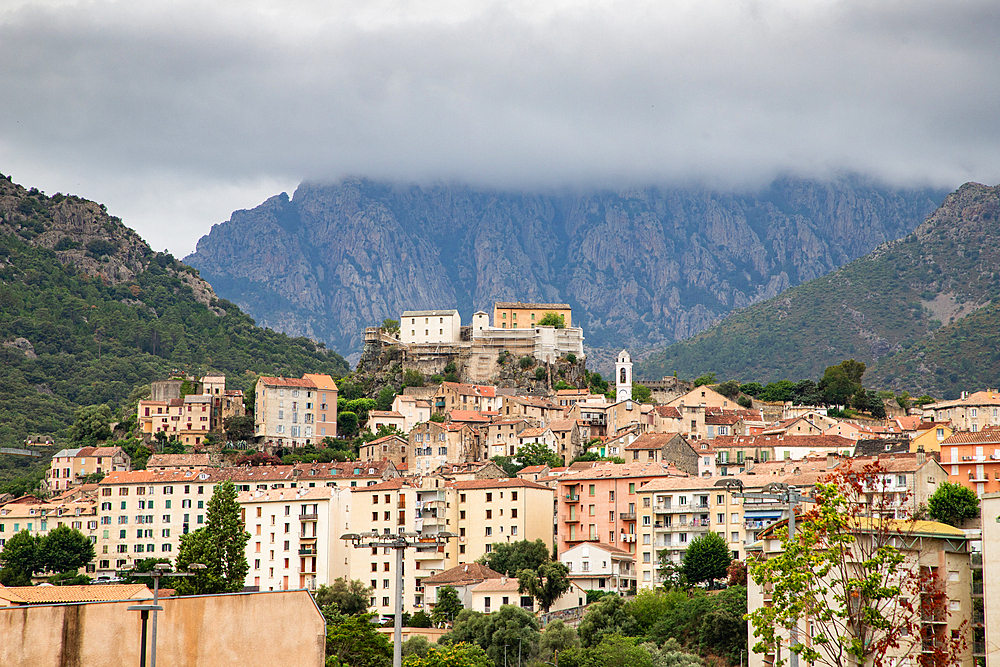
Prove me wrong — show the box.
[450,478,551,490]
[472,577,523,592]
[623,433,683,450]
[147,453,211,468]
[421,563,502,585]
[91,446,124,457]
[518,428,550,439]
[926,391,1000,410]
[0,584,152,604]
[548,419,577,432]
[941,427,1000,445]
[369,411,404,418]
[711,434,855,450]
[518,465,549,474]
[101,460,396,486]
[494,302,570,310]
[557,461,689,481]
[654,406,682,419]
[367,434,408,446]
[447,410,491,422]
[258,376,318,388]
[302,374,338,391]
[441,382,498,398]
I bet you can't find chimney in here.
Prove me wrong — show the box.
[827,453,838,469]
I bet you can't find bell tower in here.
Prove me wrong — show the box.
[615,349,633,402]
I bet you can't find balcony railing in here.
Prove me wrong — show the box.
[973,642,986,656]
[299,513,318,521]
[298,547,317,556]
[565,494,579,501]
[972,582,984,596]
[620,512,637,522]
[300,533,317,540]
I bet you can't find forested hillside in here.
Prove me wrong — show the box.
[638,182,1000,397]
[0,173,349,457]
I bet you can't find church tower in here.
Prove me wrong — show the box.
[615,349,633,402]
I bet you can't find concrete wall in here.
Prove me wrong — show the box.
[0,590,325,667]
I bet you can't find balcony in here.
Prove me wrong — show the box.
[397,501,406,509]
[563,514,579,523]
[973,642,986,656]
[971,552,983,568]
[653,504,672,512]
[972,581,983,596]
[421,515,446,526]
[298,547,317,556]
[414,548,445,560]
[300,533,317,541]
[620,512,637,522]
[565,494,579,501]
[920,612,947,624]
[299,513,318,521]
[299,564,317,575]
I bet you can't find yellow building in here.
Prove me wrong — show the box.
[0,497,99,573]
[493,302,572,329]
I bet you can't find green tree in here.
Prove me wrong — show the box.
[0,530,40,585]
[382,318,401,334]
[515,442,562,468]
[578,594,640,648]
[175,481,250,594]
[632,383,652,403]
[715,380,740,399]
[325,609,392,667]
[404,643,492,667]
[403,636,432,659]
[338,411,359,437]
[538,312,566,328]
[432,586,464,626]
[316,577,374,615]
[693,373,717,387]
[517,560,570,612]
[376,386,397,411]
[478,539,550,576]
[680,532,731,586]
[443,605,540,667]
[589,635,653,667]
[69,404,113,444]
[224,415,255,441]
[122,557,173,587]
[403,370,425,388]
[927,481,980,526]
[409,610,433,628]
[37,525,95,574]
[747,461,961,667]
[538,620,579,661]
[818,359,866,406]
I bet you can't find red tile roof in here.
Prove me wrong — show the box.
[258,376,318,388]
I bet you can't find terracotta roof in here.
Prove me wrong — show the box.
[450,478,551,491]
[441,382,498,398]
[369,411,404,418]
[926,391,1000,409]
[548,419,576,432]
[518,465,549,474]
[421,563,502,585]
[302,374,338,391]
[557,461,689,481]
[518,428,551,439]
[654,406,682,419]
[472,577,523,592]
[624,433,685,450]
[447,410,491,422]
[147,453,211,468]
[258,376,318,388]
[941,427,1000,445]
[712,434,855,450]
[0,584,152,604]
[101,460,396,486]
[705,413,741,425]
[367,434,408,446]
[91,446,124,457]
[494,302,570,310]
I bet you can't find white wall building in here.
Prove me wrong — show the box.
[401,310,462,345]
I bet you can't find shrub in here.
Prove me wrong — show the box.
[519,356,534,370]
[535,367,546,381]
[85,239,116,257]
[566,353,577,364]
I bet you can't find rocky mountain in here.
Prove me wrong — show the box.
[0,172,349,452]
[185,177,945,355]
[638,182,1000,397]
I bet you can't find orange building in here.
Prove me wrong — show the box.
[493,302,572,329]
[940,427,1000,496]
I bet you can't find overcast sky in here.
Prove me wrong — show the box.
[1,0,998,256]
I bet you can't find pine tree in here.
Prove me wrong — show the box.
[175,481,250,594]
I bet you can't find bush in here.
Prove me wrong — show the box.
[737,395,753,409]
[402,370,425,388]
[85,239,116,257]
[520,356,534,370]
[535,367,547,381]
[566,353,577,364]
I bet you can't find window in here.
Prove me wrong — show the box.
[486,493,492,502]
[485,527,492,536]
[589,484,596,496]
[629,483,635,494]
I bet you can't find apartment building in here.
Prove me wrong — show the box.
[479,419,530,458]
[560,542,636,594]
[349,477,554,618]
[555,462,689,556]
[47,446,131,492]
[0,497,99,572]
[940,427,1000,495]
[137,395,216,446]
[925,390,1000,432]
[239,485,351,592]
[254,375,338,446]
[358,434,408,469]
[434,382,503,415]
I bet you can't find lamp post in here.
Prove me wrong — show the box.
[342,531,455,667]
[126,562,205,667]
[717,478,812,667]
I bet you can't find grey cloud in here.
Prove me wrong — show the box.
[0,0,998,254]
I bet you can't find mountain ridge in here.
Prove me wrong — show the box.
[186,176,946,355]
[637,181,1000,397]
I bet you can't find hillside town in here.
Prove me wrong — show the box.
[1,303,998,667]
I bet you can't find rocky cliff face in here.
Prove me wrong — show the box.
[185,177,945,355]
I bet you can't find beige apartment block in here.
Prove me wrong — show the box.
[409,421,480,474]
[0,498,99,573]
[239,486,351,592]
[392,395,432,432]
[348,477,554,618]
[926,390,1000,432]
[255,374,338,446]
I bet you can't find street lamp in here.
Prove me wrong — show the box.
[341,531,455,667]
[126,562,205,667]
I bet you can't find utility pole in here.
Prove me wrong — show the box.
[342,531,455,667]
[126,562,205,667]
